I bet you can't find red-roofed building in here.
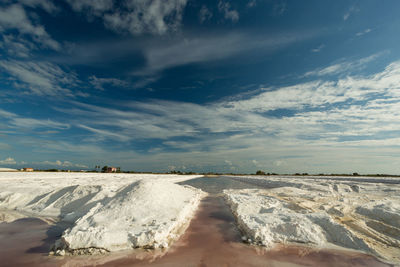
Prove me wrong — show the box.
[107,167,117,173]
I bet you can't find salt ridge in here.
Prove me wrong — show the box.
[224,175,400,265]
[0,172,205,254]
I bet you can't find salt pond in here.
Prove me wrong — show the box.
[0,173,396,266]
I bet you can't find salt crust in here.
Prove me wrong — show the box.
[0,173,205,253]
[224,175,400,264]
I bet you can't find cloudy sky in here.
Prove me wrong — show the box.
[1,0,400,173]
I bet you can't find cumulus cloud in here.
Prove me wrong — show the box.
[0,4,60,50]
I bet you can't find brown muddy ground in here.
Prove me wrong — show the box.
[0,195,390,267]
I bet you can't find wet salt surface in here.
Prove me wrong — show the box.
[0,177,391,266]
[178,176,264,194]
[0,218,64,267]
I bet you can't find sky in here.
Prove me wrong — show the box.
[1,0,400,174]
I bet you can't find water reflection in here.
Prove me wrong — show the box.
[179,176,262,194]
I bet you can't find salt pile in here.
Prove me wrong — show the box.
[224,175,400,264]
[0,172,205,254]
[57,180,205,253]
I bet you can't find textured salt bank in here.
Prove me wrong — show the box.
[224,175,400,265]
[58,180,206,253]
[0,172,205,254]
[0,172,202,220]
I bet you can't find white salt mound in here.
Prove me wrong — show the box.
[0,172,205,254]
[224,190,370,251]
[59,180,205,252]
[224,175,400,265]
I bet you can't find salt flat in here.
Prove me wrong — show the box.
[0,172,205,254]
[224,175,400,265]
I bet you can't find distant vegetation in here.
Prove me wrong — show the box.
[17,168,400,177]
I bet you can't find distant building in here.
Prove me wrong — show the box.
[107,167,117,173]
[22,168,34,172]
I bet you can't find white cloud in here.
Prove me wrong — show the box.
[274,160,285,167]
[67,0,188,35]
[0,4,60,50]
[0,60,79,96]
[56,30,315,76]
[13,55,396,173]
[356,28,372,37]
[247,0,257,8]
[198,5,212,23]
[0,109,17,118]
[18,0,58,13]
[30,140,104,155]
[137,31,313,75]
[106,0,187,35]
[10,118,70,130]
[89,75,128,90]
[0,34,36,58]
[225,160,233,166]
[303,52,384,77]
[55,57,400,156]
[0,108,70,131]
[218,1,239,22]
[37,160,88,168]
[66,0,113,16]
[0,157,16,165]
[311,44,325,53]
[78,124,131,142]
[343,5,358,21]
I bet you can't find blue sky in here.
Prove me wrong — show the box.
[1,0,400,173]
